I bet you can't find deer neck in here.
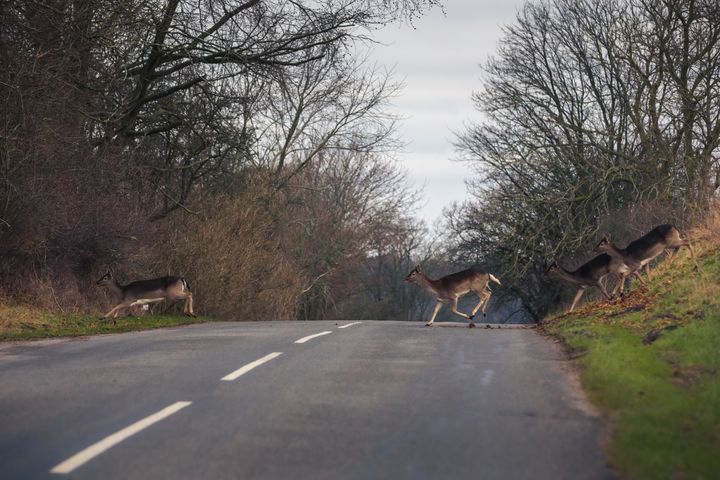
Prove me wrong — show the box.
[603,241,627,260]
[414,272,441,296]
[106,279,124,298]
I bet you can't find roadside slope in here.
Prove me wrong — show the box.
[541,220,720,479]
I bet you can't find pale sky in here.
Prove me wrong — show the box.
[371,0,526,223]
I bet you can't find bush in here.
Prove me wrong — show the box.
[156,191,304,320]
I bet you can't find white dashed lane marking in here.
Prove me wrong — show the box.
[294,331,332,344]
[53,324,355,475]
[221,352,284,381]
[338,322,362,329]
[50,401,192,475]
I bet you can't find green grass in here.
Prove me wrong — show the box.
[0,304,207,341]
[542,242,720,479]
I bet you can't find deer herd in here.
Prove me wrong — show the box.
[96,223,696,327]
[404,224,697,327]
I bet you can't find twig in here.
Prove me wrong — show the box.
[301,270,334,294]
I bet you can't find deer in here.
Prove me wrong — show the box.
[593,224,698,294]
[96,271,196,323]
[404,265,502,328]
[545,253,631,313]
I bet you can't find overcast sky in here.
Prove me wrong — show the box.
[370,0,526,223]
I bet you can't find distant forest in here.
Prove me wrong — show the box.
[1,0,718,321]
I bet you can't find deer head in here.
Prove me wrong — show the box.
[593,234,613,253]
[404,265,423,283]
[544,260,560,277]
[96,270,114,286]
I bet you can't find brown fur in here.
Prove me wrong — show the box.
[404,265,501,327]
[96,271,195,322]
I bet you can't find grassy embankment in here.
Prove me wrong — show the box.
[541,222,720,479]
[0,304,206,341]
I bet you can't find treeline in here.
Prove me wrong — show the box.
[0,0,441,319]
[451,0,720,320]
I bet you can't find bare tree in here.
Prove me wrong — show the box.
[452,0,720,318]
[278,150,420,319]
[0,0,443,315]
[253,48,402,186]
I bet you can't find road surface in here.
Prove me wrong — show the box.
[0,321,612,479]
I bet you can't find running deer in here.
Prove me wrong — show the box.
[545,253,630,312]
[96,271,196,322]
[404,265,502,328]
[593,224,698,292]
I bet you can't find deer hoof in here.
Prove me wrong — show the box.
[425,322,433,327]
[468,322,476,328]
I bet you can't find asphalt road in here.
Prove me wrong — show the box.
[0,321,613,479]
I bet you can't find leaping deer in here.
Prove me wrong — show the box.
[593,224,698,294]
[404,265,502,328]
[96,271,196,322]
[545,253,630,313]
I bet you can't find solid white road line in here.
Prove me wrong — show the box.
[294,331,332,344]
[50,401,192,475]
[221,352,284,381]
[338,322,362,329]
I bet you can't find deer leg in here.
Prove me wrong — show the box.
[184,292,195,317]
[450,297,472,320]
[450,297,477,328]
[633,270,646,284]
[569,288,586,312]
[172,292,189,315]
[597,281,613,301]
[470,290,491,317]
[612,273,627,297]
[481,290,492,317]
[167,289,195,317]
[101,304,126,325]
[426,301,443,326]
[476,289,492,326]
[102,304,125,320]
[113,306,126,319]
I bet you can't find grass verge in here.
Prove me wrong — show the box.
[541,235,720,479]
[0,304,207,341]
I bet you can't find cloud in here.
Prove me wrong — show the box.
[369,0,525,222]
